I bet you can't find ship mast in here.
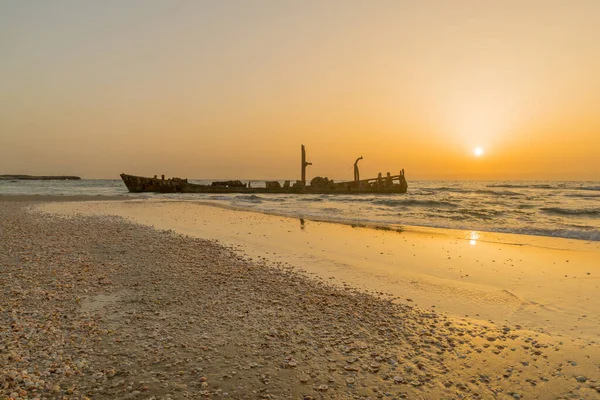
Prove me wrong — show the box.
[301,144,312,186]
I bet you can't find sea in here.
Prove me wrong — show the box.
[1,179,599,242]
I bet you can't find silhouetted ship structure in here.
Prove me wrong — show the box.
[120,145,408,194]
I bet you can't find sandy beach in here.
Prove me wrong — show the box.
[2,196,600,399]
[38,198,600,341]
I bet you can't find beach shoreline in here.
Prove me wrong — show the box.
[2,196,599,399]
[37,197,600,341]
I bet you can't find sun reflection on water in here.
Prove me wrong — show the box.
[468,231,480,246]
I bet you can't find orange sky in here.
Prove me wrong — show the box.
[1,1,599,180]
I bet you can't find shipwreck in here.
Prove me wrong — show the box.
[120,145,408,194]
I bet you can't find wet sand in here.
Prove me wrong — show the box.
[1,196,599,399]
[38,198,600,341]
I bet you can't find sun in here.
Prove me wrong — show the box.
[474,147,484,157]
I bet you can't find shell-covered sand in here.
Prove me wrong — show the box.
[1,199,599,399]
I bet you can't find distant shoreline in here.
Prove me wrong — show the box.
[0,175,81,181]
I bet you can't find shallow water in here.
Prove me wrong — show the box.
[2,179,599,241]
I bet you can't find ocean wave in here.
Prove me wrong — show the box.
[234,195,263,203]
[504,227,600,241]
[374,199,457,208]
[420,208,504,221]
[207,195,233,201]
[567,223,597,230]
[540,207,600,217]
[480,199,513,206]
[410,190,435,196]
[342,196,380,203]
[423,187,523,196]
[233,195,287,203]
[421,186,466,193]
[263,198,286,203]
[475,189,524,196]
[454,208,505,220]
[563,193,600,198]
[423,213,465,221]
[516,204,536,209]
[486,183,559,189]
[298,197,324,202]
[487,184,600,192]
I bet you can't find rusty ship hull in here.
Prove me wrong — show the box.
[120,173,408,194]
[120,145,408,195]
